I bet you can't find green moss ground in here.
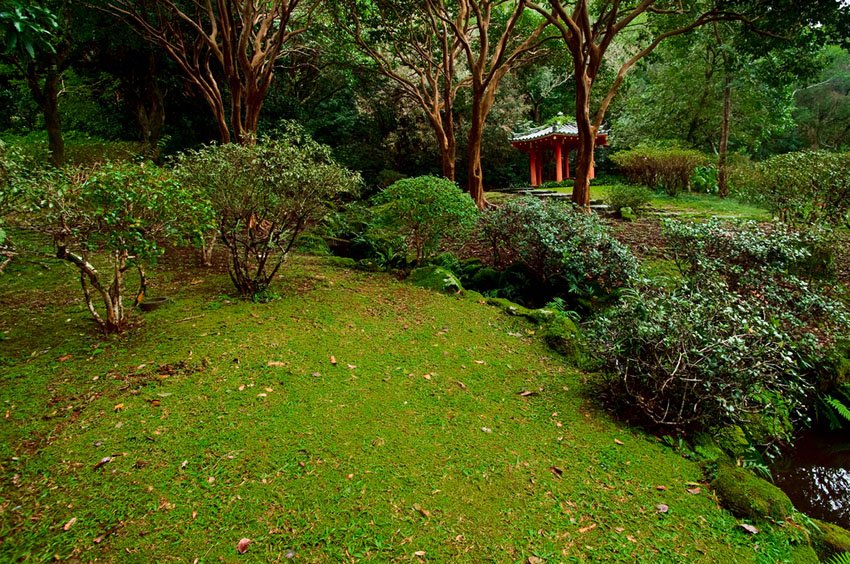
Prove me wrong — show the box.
[0,240,805,561]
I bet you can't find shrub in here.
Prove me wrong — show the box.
[590,219,848,445]
[373,176,478,264]
[479,197,637,303]
[610,147,709,196]
[42,162,207,333]
[0,141,29,266]
[744,151,850,227]
[173,127,360,298]
[606,184,652,215]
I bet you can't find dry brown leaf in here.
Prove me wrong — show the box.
[687,487,701,495]
[58,354,73,362]
[150,399,160,407]
[192,510,198,519]
[238,385,245,391]
[311,372,321,378]
[267,361,286,367]
[627,535,637,543]
[207,476,215,484]
[528,557,544,564]
[456,381,467,390]
[519,390,537,397]
[423,373,431,380]
[656,504,669,513]
[549,466,563,479]
[236,538,251,554]
[414,551,426,558]
[740,523,759,534]
[578,523,597,534]
[63,517,77,531]
[93,456,112,470]
[113,403,124,412]
[347,364,357,370]
[330,355,337,365]
[656,485,667,491]
[614,439,624,445]
[474,360,485,365]
[346,473,354,480]
[413,503,431,518]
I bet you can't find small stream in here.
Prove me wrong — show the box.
[772,430,850,528]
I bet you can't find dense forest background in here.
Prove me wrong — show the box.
[1,0,848,193]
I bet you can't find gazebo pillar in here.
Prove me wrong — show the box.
[536,152,544,185]
[529,150,538,186]
[564,147,570,179]
[554,143,563,183]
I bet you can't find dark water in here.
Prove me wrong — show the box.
[772,430,850,528]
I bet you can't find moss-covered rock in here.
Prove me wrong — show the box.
[714,426,751,460]
[788,543,821,564]
[711,463,794,521]
[812,518,850,559]
[294,233,331,256]
[409,266,463,294]
[542,315,581,359]
[485,297,534,318]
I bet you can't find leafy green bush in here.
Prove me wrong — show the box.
[610,147,709,196]
[606,184,652,215]
[42,162,206,333]
[691,165,719,194]
[173,128,360,299]
[591,219,848,446]
[479,197,637,302]
[0,140,28,251]
[373,176,478,264]
[741,151,850,227]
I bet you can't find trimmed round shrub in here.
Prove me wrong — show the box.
[373,176,478,263]
[479,197,637,302]
[606,184,652,215]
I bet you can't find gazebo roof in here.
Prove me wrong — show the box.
[510,122,580,142]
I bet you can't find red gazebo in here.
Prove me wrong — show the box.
[510,121,608,186]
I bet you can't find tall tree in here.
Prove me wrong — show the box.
[108,0,319,144]
[529,0,850,207]
[0,0,70,166]
[339,0,465,181]
[431,0,551,207]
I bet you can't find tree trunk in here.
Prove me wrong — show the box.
[134,53,165,154]
[42,72,64,168]
[572,71,595,207]
[467,99,487,209]
[717,69,732,198]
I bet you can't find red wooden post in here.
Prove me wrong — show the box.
[536,150,544,185]
[555,142,563,183]
[529,149,538,186]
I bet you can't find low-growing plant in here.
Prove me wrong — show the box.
[173,127,360,298]
[479,197,637,303]
[43,162,207,333]
[591,219,849,446]
[611,147,709,196]
[606,184,652,215]
[372,176,478,264]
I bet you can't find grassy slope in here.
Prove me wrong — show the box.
[0,245,794,562]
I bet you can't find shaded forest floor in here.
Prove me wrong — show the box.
[0,231,813,562]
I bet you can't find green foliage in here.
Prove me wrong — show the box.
[373,176,478,264]
[606,184,652,215]
[591,220,848,443]
[49,162,200,261]
[173,127,360,298]
[826,552,850,564]
[0,140,29,246]
[40,161,205,332]
[740,150,850,227]
[691,165,719,194]
[0,1,58,60]
[408,265,463,294]
[479,197,637,303]
[610,147,709,196]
